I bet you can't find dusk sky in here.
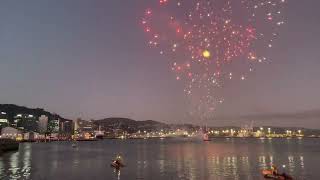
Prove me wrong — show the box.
[0,0,319,128]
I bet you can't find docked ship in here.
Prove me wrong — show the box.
[94,125,104,139]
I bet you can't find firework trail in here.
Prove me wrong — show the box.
[141,0,287,119]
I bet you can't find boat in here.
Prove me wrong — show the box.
[95,125,104,139]
[95,134,104,139]
[203,133,210,141]
[110,155,125,169]
[110,160,125,169]
[262,170,293,180]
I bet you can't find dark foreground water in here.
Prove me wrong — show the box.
[0,138,319,180]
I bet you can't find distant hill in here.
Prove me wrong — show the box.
[93,118,169,133]
[1,104,319,135]
[0,104,70,123]
[93,117,320,135]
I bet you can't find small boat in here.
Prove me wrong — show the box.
[110,155,125,169]
[110,161,125,169]
[203,133,211,141]
[72,143,77,148]
[262,170,293,180]
[110,160,125,169]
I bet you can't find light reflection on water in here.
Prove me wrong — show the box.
[0,143,32,180]
[0,138,319,180]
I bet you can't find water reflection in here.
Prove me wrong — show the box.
[113,168,121,180]
[150,139,310,180]
[300,156,304,169]
[156,154,307,180]
[288,155,295,173]
[0,139,317,180]
[0,143,32,180]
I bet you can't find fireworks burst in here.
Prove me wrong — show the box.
[141,0,287,119]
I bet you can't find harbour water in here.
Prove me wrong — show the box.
[0,138,319,180]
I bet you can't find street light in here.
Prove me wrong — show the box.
[268,128,271,135]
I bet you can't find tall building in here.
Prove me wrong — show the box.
[15,114,38,132]
[60,119,73,134]
[49,118,60,133]
[74,119,94,132]
[38,115,48,133]
[0,112,9,128]
[45,113,61,133]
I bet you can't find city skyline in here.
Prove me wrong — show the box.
[0,0,319,128]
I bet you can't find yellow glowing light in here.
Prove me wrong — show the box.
[202,50,211,58]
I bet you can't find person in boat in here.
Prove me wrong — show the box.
[112,155,124,168]
[263,164,293,179]
[113,159,121,166]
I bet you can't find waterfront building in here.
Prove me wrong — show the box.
[0,112,9,128]
[1,127,23,140]
[253,130,265,137]
[48,117,60,133]
[60,119,73,134]
[23,132,40,141]
[38,115,48,133]
[14,114,39,132]
[74,119,94,133]
[53,119,73,140]
[74,118,95,139]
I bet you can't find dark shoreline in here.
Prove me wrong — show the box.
[0,139,19,154]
